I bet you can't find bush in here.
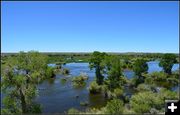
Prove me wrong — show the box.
[80,101,89,106]
[72,75,87,87]
[136,84,151,92]
[130,76,144,87]
[29,103,42,113]
[55,65,61,69]
[71,73,88,87]
[62,68,70,75]
[60,78,67,84]
[130,88,178,113]
[105,99,124,114]
[113,88,123,97]
[103,88,123,99]
[158,88,178,101]
[55,62,63,65]
[45,67,55,78]
[79,72,88,78]
[89,81,101,94]
[130,91,161,113]
[68,108,79,114]
[145,72,179,89]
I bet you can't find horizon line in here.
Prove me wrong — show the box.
[1,51,179,54]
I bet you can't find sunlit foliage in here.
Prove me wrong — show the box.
[1,51,48,114]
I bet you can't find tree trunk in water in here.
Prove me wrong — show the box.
[20,89,27,113]
[95,66,103,85]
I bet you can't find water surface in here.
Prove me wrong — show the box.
[36,61,179,113]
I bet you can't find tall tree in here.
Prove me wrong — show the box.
[107,56,123,90]
[89,51,107,85]
[159,53,177,75]
[1,51,48,114]
[133,58,148,86]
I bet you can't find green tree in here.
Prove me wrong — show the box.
[107,56,123,90]
[159,53,177,74]
[133,58,148,86]
[89,51,107,85]
[1,51,48,114]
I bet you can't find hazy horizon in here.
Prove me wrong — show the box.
[1,51,179,54]
[2,1,179,53]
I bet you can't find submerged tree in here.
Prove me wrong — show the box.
[1,51,48,114]
[159,53,177,75]
[89,51,107,85]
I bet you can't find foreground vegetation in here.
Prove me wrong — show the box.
[1,51,179,114]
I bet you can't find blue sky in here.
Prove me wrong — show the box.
[1,1,179,53]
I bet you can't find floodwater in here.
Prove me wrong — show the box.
[35,61,179,113]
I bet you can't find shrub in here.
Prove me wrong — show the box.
[105,99,124,114]
[68,108,79,114]
[60,78,67,84]
[80,101,89,106]
[79,72,88,78]
[45,67,55,78]
[55,65,61,69]
[103,88,123,99]
[62,68,70,75]
[113,88,123,97]
[89,81,101,94]
[72,76,87,87]
[158,88,178,101]
[130,91,160,113]
[145,72,179,89]
[55,62,63,65]
[136,83,151,92]
[29,103,42,113]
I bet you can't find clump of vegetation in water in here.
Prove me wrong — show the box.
[72,73,88,87]
[61,68,70,75]
[55,62,62,65]
[60,78,67,84]
[102,87,123,99]
[144,71,179,89]
[79,72,88,79]
[89,81,102,94]
[67,108,80,114]
[45,66,56,79]
[53,65,61,73]
[80,101,89,106]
